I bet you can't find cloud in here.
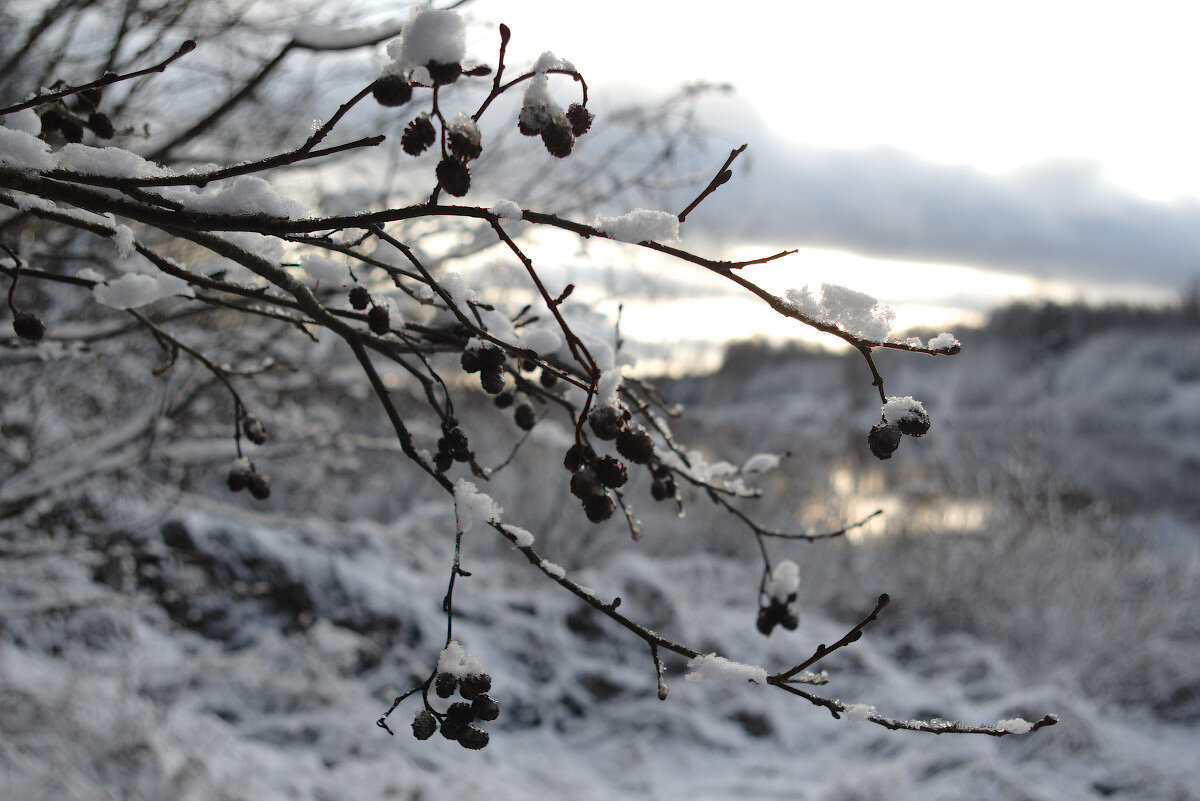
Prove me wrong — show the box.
[686,116,1200,289]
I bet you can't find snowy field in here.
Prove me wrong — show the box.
[2,307,1198,801]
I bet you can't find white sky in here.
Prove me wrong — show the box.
[477,0,1200,203]
[462,1,1200,349]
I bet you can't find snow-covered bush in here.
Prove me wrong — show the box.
[0,1,1053,749]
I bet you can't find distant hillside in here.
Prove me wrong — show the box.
[666,300,1200,519]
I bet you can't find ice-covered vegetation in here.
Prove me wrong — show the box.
[6,1,1196,798]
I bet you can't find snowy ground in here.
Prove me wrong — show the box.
[3,310,1198,800]
[2,500,1198,801]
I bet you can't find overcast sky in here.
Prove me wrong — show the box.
[469,0,1200,319]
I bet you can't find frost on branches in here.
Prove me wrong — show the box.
[0,5,1055,751]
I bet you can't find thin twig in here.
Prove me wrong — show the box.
[0,40,197,116]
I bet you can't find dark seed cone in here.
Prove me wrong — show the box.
[583,492,615,523]
[756,606,779,636]
[868,422,902,460]
[459,673,492,699]
[401,114,437,155]
[615,427,654,465]
[896,409,931,437]
[227,463,251,493]
[439,718,466,740]
[493,390,515,409]
[242,416,267,445]
[411,709,437,740]
[593,455,628,489]
[566,103,594,136]
[59,117,84,143]
[448,129,483,161]
[435,671,457,698]
[371,74,413,107]
[457,724,489,750]
[588,406,624,441]
[570,467,600,500]
[471,694,499,722]
[87,112,115,139]
[348,285,370,310]
[539,369,558,389]
[518,104,552,136]
[446,702,475,724]
[434,451,453,473]
[541,121,574,158]
[246,469,271,500]
[514,403,536,431]
[460,349,483,373]
[12,311,45,342]
[40,109,64,134]
[439,425,472,462]
[480,368,505,395]
[436,157,471,197]
[480,345,506,368]
[563,443,596,472]
[367,304,390,335]
[427,60,462,86]
[650,475,675,502]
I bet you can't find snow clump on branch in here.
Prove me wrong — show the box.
[490,199,522,220]
[685,653,769,684]
[996,717,1034,734]
[454,479,503,531]
[594,209,680,244]
[385,7,466,74]
[784,282,895,341]
[93,272,189,309]
[843,703,877,722]
[436,641,485,679]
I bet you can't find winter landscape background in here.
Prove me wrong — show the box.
[3,299,1198,800]
[4,0,1200,798]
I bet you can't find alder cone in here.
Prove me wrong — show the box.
[437,157,471,197]
[566,103,594,136]
[457,724,489,750]
[246,470,271,500]
[896,410,931,437]
[87,112,115,139]
[471,694,499,721]
[583,492,615,523]
[411,710,437,740]
[427,60,462,86]
[372,75,413,107]
[367,305,390,335]
[13,311,45,341]
[435,671,457,698]
[868,422,902,460]
[541,121,574,158]
[593,455,628,489]
[513,403,537,430]
[459,673,492,699]
[563,443,596,472]
[401,115,437,155]
[588,406,623,440]
[348,285,370,310]
[616,427,654,464]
